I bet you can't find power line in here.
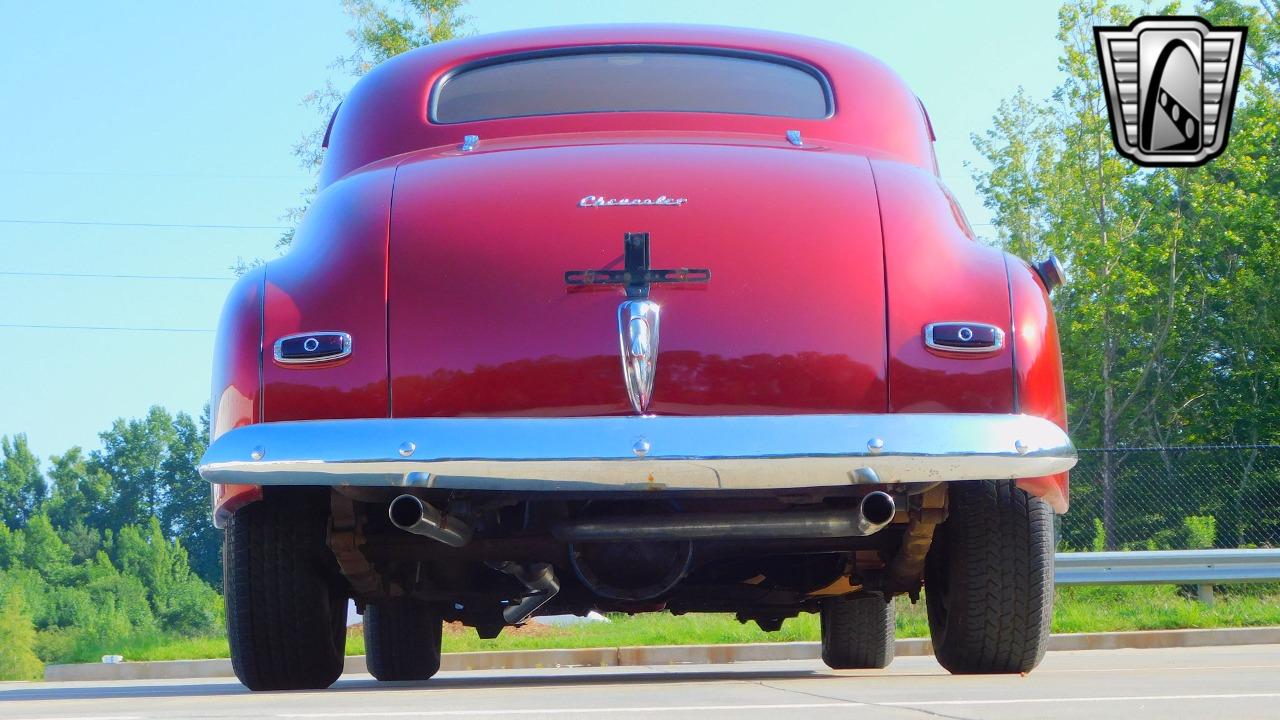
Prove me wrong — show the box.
[0,219,289,230]
[0,168,309,180]
[0,323,213,333]
[0,270,233,281]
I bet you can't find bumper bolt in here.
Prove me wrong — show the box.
[633,439,651,458]
[867,437,885,455]
[398,441,416,457]
[250,446,265,461]
[1014,439,1029,455]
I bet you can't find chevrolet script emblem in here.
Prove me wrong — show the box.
[1095,16,1247,167]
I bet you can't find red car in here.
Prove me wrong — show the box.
[200,24,1075,691]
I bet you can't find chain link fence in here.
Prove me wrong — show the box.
[1060,446,1280,552]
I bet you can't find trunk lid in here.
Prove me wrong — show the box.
[388,140,886,417]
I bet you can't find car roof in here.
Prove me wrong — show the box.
[320,24,937,186]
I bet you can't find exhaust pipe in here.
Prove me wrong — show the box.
[388,494,472,547]
[489,561,560,624]
[856,490,898,534]
[553,490,898,542]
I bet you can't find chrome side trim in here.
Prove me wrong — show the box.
[272,331,353,365]
[923,322,1006,354]
[199,413,1076,492]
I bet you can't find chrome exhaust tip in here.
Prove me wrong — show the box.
[857,490,897,534]
[388,494,473,547]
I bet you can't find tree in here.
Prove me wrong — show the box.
[159,409,218,587]
[111,519,220,636]
[973,1,1280,548]
[0,521,23,570]
[970,88,1055,261]
[92,406,178,530]
[19,514,73,583]
[0,434,46,529]
[0,590,43,680]
[276,0,469,250]
[45,447,114,535]
[1204,0,1280,91]
[975,1,1176,546]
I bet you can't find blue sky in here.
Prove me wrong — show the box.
[0,1,1066,464]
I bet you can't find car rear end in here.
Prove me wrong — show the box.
[202,27,1074,691]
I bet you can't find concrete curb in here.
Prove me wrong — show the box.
[42,626,1280,682]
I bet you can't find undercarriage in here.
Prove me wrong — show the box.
[323,483,941,634]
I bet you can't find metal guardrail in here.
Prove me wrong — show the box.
[1055,549,1280,602]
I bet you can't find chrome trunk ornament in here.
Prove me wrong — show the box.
[619,299,660,414]
[566,232,706,413]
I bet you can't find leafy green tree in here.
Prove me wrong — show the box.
[58,522,104,566]
[1204,0,1280,90]
[970,88,1055,261]
[111,519,220,636]
[93,407,178,529]
[974,1,1280,547]
[159,409,218,587]
[20,515,72,583]
[0,434,46,529]
[45,447,114,534]
[0,522,23,570]
[0,590,43,680]
[81,551,156,637]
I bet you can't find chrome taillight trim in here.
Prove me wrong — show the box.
[924,322,1006,354]
[272,331,353,365]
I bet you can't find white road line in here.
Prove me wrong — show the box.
[885,692,1280,706]
[277,704,865,717]
[8,716,142,720]
[1041,663,1280,674]
[277,693,1280,717]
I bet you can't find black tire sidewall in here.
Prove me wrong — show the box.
[924,480,1054,674]
[224,493,349,691]
[364,600,444,681]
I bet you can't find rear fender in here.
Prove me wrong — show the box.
[261,165,394,421]
[1007,255,1070,513]
[875,159,1014,414]
[210,267,264,527]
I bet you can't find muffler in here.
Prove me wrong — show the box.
[489,561,560,624]
[553,491,898,542]
[388,494,473,547]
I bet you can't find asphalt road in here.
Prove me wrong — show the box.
[4,644,1279,720]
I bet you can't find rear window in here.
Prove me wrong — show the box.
[432,49,831,123]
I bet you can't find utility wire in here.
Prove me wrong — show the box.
[0,323,214,333]
[0,169,307,180]
[0,219,289,230]
[0,270,234,281]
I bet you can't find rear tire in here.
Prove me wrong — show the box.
[364,600,443,681]
[224,492,348,691]
[819,594,895,669]
[924,480,1054,674]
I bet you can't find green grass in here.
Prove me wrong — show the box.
[43,584,1280,664]
[38,629,233,666]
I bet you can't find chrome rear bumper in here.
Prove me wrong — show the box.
[199,414,1076,492]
